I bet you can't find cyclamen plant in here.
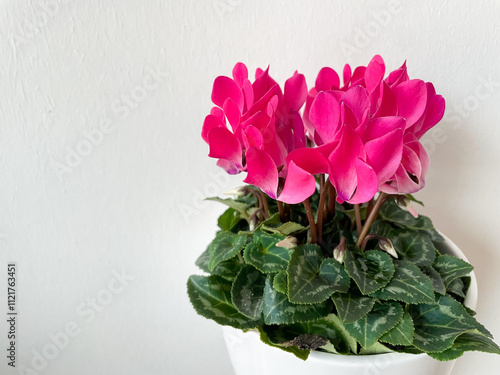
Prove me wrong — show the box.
[188,56,500,360]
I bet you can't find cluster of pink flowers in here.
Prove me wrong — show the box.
[202,56,445,205]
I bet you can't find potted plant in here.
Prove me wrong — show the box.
[187,56,500,375]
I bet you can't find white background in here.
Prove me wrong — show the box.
[1,1,499,374]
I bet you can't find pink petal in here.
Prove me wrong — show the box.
[342,64,352,88]
[242,126,263,150]
[210,106,225,122]
[243,148,279,199]
[216,159,240,175]
[413,83,445,138]
[393,79,427,129]
[201,114,224,143]
[340,86,369,123]
[223,98,241,132]
[363,117,405,142]
[365,55,385,93]
[386,61,408,87]
[278,161,317,204]
[232,62,248,88]
[315,67,340,92]
[252,66,280,103]
[328,125,364,202]
[287,148,329,175]
[207,127,242,169]
[211,76,244,113]
[285,72,308,112]
[242,78,254,113]
[365,128,404,184]
[351,66,366,86]
[373,81,398,117]
[346,159,378,204]
[309,91,341,143]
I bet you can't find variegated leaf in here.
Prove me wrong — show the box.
[422,266,447,295]
[195,245,243,280]
[429,330,500,361]
[447,277,466,298]
[243,231,290,273]
[187,275,261,329]
[231,265,266,319]
[273,271,288,294]
[288,244,350,304]
[258,327,309,360]
[380,312,414,346]
[208,231,247,271]
[409,295,491,353]
[344,249,395,295]
[262,276,332,325]
[370,260,435,304]
[331,292,376,323]
[393,230,436,267]
[261,317,354,355]
[345,301,404,348]
[433,254,474,287]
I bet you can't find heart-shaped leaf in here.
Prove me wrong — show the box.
[344,249,395,295]
[243,231,291,273]
[345,301,404,348]
[231,265,266,319]
[288,244,350,304]
[380,312,414,346]
[332,292,376,323]
[433,254,473,287]
[208,231,247,271]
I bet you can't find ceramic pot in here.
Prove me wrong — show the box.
[222,232,477,375]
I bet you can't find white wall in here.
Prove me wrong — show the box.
[1,1,499,374]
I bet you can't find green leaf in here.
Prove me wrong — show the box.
[409,295,490,353]
[231,265,266,319]
[261,317,355,355]
[288,244,350,304]
[344,301,404,348]
[217,208,242,231]
[344,249,395,295]
[406,194,424,206]
[359,342,394,354]
[208,231,247,271]
[331,292,376,323]
[447,277,466,298]
[428,330,500,361]
[370,260,435,304]
[422,266,447,295]
[206,197,250,219]
[433,254,474,287]
[273,271,288,295]
[195,246,243,280]
[187,275,261,329]
[326,314,358,354]
[368,220,397,238]
[257,327,309,361]
[380,312,414,346]
[243,231,291,274]
[275,221,307,236]
[379,200,443,241]
[262,276,332,325]
[393,230,436,267]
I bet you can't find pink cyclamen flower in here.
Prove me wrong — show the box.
[201,63,310,203]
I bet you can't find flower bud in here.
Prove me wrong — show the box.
[224,187,246,197]
[276,236,298,249]
[333,237,347,264]
[379,238,398,258]
[396,196,418,218]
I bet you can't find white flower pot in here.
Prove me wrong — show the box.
[222,232,478,375]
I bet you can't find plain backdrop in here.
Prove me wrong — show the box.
[1,1,499,374]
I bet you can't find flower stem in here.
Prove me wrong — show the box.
[303,198,317,244]
[259,190,270,219]
[355,193,388,248]
[317,178,330,242]
[354,204,362,238]
[277,201,285,222]
[328,182,336,216]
